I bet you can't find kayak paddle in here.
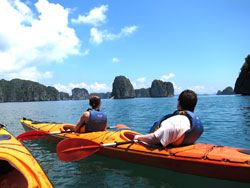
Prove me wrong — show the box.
[17,130,75,141]
[56,138,138,162]
[108,124,130,129]
[17,124,130,141]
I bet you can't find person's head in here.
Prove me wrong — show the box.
[89,94,101,109]
[177,90,197,112]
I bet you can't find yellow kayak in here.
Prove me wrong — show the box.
[19,118,250,183]
[0,124,53,188]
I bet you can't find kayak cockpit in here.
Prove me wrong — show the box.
[0,159,28,188]
[120,131,140,141]
[63,124,75,131]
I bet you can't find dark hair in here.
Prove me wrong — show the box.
[178,90,197,112]
[89,94,101,109]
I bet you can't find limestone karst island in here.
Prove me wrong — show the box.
[0,54,250,102]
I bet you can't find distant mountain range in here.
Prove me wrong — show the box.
[0,76,174,102]
[0,79,69,102]
[4,53,250,103]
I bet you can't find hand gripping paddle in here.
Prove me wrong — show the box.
[56,138,138,162]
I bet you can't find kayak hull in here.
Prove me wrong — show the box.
[99,146,250,182]
[20,118,250,183]
[0,126,53,188]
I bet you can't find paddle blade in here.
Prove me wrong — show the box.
[17,130,50,141]
[56,138,101,162]
[115,124,131,129]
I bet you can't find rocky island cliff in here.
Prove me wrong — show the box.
[0,75,175,102]
[0,79,69,102]
[4,52,250,102]
[150,80,174,97]
[217,87,235,95]
[72,88,89,100]
[234,55,250,95]
[111,76,136,99]
[111,76,174,99]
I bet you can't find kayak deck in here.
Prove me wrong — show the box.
[20,118,250,183]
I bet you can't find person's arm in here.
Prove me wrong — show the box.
[104,116,108,131]
[74,111,90,132]
[134,133,160,145]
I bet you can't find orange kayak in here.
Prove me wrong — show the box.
[0,124,53,188]
[20,118,250,183]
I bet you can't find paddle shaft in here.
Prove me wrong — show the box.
[50,130,75,134]
[50,125,125,134]
[102,140,138,147]
[30,125,124,135]
[61,140,138,153]
[57,138,140,162]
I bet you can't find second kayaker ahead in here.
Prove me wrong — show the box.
[134,89,203,147]
[74,94,107,133]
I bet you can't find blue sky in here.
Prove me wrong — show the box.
[0,0,250,94]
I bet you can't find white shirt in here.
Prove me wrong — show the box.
[154,115,190,147]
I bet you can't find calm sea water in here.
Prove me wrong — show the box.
[0,95,250,187]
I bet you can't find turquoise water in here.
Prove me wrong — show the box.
[0,95,250,187]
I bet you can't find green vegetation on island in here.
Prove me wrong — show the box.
[217,87,235,95]
[0,75,176,102]
[111,76,174,99]
[0,79,69,102]
[4,53,250,103]
[111,76,136,99]
[235,54,250,95]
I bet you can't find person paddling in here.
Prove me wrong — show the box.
[134,89,203,147]
[75,94,107,133]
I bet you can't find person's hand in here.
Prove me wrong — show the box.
[134,135,140,140]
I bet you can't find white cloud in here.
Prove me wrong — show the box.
[0,0,80,80]
[69,82,88,89]
[56,82,111,94]
[120,26,138,36]
[161,73,175,81]
[189,85,205,90]
[89,82,111,92]
[89,28,104,44]
[7,66,53,81]
[173,85,215,95]
[54,83,72,94]
[187,85,209,94]
[171,81,182,95]
[82,49,90,56]
[112,57,119,63]
[90,25,138,45]
[71,4,138,45]
[136,77,146,83]
[71,5,108,26]
[132,77,151,89]
[13,0,34,24]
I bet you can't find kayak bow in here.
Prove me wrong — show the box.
[0,124,53,188]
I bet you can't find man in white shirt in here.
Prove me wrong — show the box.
[134,90,203,147]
